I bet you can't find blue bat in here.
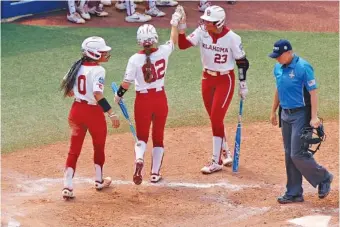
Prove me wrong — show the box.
[111,82,138,142]
[232,99,243,173]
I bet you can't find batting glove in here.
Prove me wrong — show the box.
[170,11,182,26]
[239,81,248,100]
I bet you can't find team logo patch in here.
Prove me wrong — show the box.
[289,70,295,79]
[98,77,105,84]
[207,9,211,16]
[97,83,103,90]
[307,79,316,87]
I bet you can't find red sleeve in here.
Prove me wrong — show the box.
[178,33,193,50]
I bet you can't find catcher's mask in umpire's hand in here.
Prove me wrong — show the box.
[300,120,326,154]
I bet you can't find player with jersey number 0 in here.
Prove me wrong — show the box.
[60,36,120,200]
[172,5,249,174]
[114,23,178,185]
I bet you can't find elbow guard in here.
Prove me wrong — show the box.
[236,57,249,81]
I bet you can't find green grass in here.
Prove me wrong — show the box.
[1,24,338,152]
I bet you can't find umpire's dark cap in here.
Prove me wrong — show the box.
[268,39,292,58]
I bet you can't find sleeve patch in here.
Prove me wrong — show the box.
[307,79,316,87]
[98,77,105,84]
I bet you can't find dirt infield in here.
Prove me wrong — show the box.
[15,1,339,32]
[2,1,339,227]
[2,122,339,227]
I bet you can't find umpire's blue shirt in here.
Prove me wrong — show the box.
[273,54,317,109]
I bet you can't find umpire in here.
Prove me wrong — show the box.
[268,39,333,204]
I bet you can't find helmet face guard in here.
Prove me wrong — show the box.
[81,36,111,61]
[199,5,225,32]
[300,120,326,154]
[137,24,158,47]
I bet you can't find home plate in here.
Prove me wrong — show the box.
[288,215,332,227]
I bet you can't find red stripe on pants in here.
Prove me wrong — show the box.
[201,71,235,137]
[134,89,168,147]
[66,102,107,171]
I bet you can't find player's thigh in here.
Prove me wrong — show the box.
[211,74,235,120]
[134,95,153,138]
[87,106,107,145]
[201,73,215,115]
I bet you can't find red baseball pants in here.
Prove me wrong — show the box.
[134,89,168,147]
[65,101,107,171]
[201,71,235,138]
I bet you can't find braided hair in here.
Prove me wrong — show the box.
[60,56,86,97]
[144,45,154,83]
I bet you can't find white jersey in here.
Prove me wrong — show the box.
[72,63,106,104]
[187,27,245,72]
[123,40,174,91]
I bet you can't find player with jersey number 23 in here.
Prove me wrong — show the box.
[60,36,120,200]
[114,23,178,185]
[172,5,250,174]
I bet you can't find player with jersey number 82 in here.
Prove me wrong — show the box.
[172,5,250,174]
[114,23,178,185]
[60,36,120,200]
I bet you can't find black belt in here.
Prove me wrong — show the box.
[283,107,305,114]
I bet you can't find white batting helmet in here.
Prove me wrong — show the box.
[137,24,158,47]
[81,36,111,60]
[200,5,226,28]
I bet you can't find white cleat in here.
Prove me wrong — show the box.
[198,1,211,12]
[67,12,86,24]
[95,177,112,191]
[101,0,112,6]
[222,149,233,167]
[133,159,144,185]
[156,0,178,7]
[77,5,91,20]
[62,188,75,200]
[125,12,152,23]
[201,160,223,174]
[146,7,166,17]
[115,1,126,10]
[150,174,162,183]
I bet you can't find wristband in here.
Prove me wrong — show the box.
[178,23,187,30]
[117,85,127,97]
[98,98,111,112]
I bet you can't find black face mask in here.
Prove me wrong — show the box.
[300,121,326,154]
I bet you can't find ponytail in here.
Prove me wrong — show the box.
[60,57,85,97]
[144,46,154,83]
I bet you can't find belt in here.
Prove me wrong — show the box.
[74,98,97,105]
[204,68,231,77]
[283,107,305,114]
[136,86,164,94]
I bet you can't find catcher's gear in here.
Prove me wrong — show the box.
[300,120,326,154]
[137,24,158,47]
[81,36,111,60]
[200,5,225,29]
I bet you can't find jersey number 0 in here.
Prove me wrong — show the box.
[142,59,166,83]
[78,75,86,95]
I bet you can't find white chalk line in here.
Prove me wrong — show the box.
[15,177,261,196]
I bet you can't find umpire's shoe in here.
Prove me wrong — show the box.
[277,194,304,204]
[318,174,333,199]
